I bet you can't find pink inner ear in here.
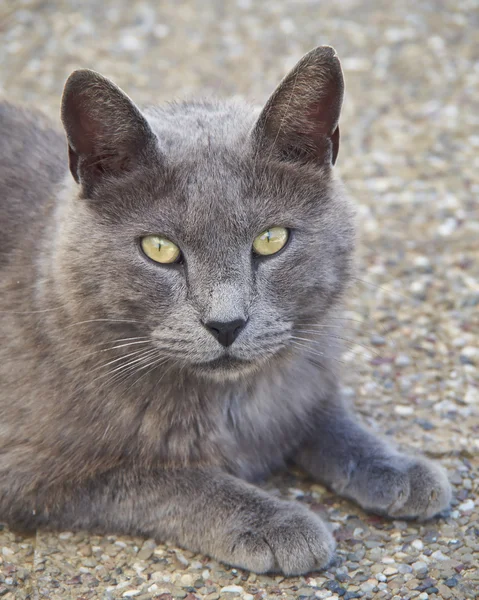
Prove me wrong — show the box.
[75,110,104,155]
[65,86,107,156]
[302,97,340,164]
[305,95,339,136]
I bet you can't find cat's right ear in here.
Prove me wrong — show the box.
[252,46,344,167]
[61,69,158,195]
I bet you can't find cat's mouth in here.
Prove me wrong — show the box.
[201,355,253,370]
[191,354,258,380]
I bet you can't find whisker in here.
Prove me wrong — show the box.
[123,354,170,394]
[0,307,64,315]
[293,331,381,357]
[90,349,161,391]
[101,340,151,351]
[290,340,348,367]
[89,348,153,374]
[88,336,150,347]
[291,336,326,356]
[294,324,357,330]
[59,340,153,369]
[295,317,366,325]
[351,277,412,302]
[65,318,143,329]
[105,353,170,392]
[295,316,389,336]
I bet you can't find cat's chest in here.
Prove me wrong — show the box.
[130,376,314,479]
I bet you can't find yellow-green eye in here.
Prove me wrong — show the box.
[141,235,181,264]
[252,227,289,256]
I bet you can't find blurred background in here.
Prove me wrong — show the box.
[1,0,478,234]
[1,1,478,599]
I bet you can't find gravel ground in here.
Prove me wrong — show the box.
[1,1,478,599]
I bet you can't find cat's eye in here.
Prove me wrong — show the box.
[141,235,181,264]
[252,227,289,256]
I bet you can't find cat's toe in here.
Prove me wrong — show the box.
[230,502,335,575]
[388,457,452,520]
[264,503,335,575]
[349,455,451,520]
[228,530,277,573]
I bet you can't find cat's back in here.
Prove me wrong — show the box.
[0,102,66,263]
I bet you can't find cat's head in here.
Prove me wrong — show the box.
[57,46,355,381]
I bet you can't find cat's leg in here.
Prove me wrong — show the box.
[25,467,334,575]
[294,403,451,519]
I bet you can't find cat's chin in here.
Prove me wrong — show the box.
[190,355,262,382]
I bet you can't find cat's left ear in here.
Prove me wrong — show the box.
[61,69,158,195]
[252,46,344,166]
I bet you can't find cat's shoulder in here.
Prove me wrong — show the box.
[0,101,66,259]
[0,101,64,154]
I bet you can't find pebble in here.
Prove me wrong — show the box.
[360,579,378,593]
[371,335,386,346]
[398,564,413,574]
[412,562,428,573]
[412,540,424,551]
[175,552,190,566]
[394,405,414,416]
[220,585,244,594]
[395,353,411,366]
[383,567,399,576]
[137,548,153,560]
[297,588,315,596]
[458,499,474,512]
[431,550,448,561]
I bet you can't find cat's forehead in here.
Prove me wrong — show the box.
[145,99,259,157]
[131,100,335,240]
[143,102,268,223]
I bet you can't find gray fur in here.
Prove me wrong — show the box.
[0,46,451,575]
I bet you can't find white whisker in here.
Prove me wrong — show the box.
[88,350,161,394]
[65,318,143,329]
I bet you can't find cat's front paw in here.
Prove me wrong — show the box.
[228,501,335,575]
[387,457,452,519]
[351,455,451,520]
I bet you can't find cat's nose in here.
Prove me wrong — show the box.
[203,319,246,347]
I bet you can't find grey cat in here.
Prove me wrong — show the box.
[0,46,451,575]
